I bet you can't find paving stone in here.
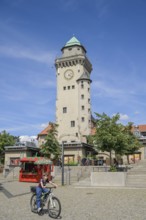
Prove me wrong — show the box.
[0,175,146,220]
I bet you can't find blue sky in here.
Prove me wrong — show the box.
[0,0,146,137]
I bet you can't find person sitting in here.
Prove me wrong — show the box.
[36,173,57,213]
[113,158,119,167]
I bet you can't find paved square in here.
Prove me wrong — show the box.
[0,178,146,220]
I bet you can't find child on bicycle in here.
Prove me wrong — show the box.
[36,173,57,213]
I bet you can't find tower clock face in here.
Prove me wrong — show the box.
[64,69,74,80]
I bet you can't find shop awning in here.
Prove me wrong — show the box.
[20,157,41,162]
[34,158,52,165]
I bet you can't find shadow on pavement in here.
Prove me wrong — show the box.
[0,182,31,199]
[36,208,62,219]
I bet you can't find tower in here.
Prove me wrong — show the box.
[55,36,93,161]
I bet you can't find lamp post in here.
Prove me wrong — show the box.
[61,141,64,186]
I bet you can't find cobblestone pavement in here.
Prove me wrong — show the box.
[0,176,146,220]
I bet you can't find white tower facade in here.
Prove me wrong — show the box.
[55,37,92,144]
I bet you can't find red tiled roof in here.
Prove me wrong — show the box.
[132,124,146,132]
[38,123,53,136]
[91,127,96,135]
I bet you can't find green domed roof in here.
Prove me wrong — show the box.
[64,36,81,47]
[61,36,86,53]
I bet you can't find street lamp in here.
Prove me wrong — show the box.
[61,141,64,186]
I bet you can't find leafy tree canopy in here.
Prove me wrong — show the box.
[92,113,141,156]
[0,130,17,163]
[40,123,60,159]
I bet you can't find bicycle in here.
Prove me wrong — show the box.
[30,186,61,219]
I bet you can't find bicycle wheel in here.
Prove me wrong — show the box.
[30,194,37,213]
[48,196,61,219]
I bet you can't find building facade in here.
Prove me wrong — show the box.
[54,36,96,163]
[55,36,92,144]
[37,37,96,163]
[3,142,39,177]
[130,125,146,161]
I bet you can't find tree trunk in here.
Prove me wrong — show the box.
[126,155,129,164]
[109,150,112,165]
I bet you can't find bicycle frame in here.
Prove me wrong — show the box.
[41,188,55,206]
[48,192,56,208]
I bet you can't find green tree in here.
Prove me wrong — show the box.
[123,122,142,163]
[0,130,16,163]
[93,113,141,164]
[86,135,95,145]
[40,123,60,159]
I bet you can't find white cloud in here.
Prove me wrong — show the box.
[40,123,49,128]
[92,80,123,98]
[19,135,37,142]
[59,0,79,10]
[28,77,56,89]
[119,114,129,121]
[95,0,109,19]
[0,45,55,64]
[134,111,140,115]
[112,113,129,121]
[19,135,38,145]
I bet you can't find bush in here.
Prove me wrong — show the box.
[109,165,117,172]
[64,162,78,166]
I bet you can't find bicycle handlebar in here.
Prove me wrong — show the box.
[46,186,56,189]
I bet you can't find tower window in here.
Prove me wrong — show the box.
[81,84,84,89]
[68,48,72,51]
[88,88,90,92]
[71,121,75,127]
[63,86,66,90]
[81,117,85,122]
[81,94,84,99]
[81,106,85,110]
[88,99,90,103]
[63,107,67,113]
[72,85,75,89]
[68,86,70,90]
[76,133,78,137]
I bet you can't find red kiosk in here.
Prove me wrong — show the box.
[19,157,54,183]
